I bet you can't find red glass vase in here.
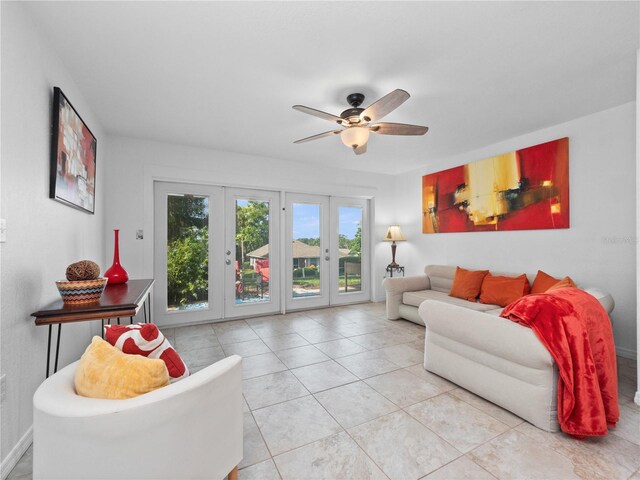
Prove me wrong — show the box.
[104,229,129,284]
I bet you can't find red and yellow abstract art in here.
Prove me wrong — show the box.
[422,138,569,233]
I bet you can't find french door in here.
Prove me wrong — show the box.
[154,183,280,326]
[154,182,224,325]
[224,188,280,318]
[285,194,370,311]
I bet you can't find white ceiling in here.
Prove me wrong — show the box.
[24,1,639,174]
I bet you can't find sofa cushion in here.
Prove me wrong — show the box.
[449,267,489,301]
[104,323,189,383]
[75,336,170,399]
[403,289,499,311]
[480,273,530,307]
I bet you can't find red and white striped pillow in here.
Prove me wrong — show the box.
[104,323,189,382]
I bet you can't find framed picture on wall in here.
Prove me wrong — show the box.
[49,86,97,214]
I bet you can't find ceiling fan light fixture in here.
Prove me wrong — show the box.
[340,126,370,149]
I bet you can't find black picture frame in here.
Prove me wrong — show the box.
[49,86,97,214]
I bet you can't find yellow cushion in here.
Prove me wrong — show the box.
[75,336,170,399]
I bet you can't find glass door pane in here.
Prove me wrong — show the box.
[153,182,224,326]
[286,194,330,310]
[292,203,322,299]
[337,206,363,294]
[331,197,370,305]
[225,188,280,318]
[167,193,209,311]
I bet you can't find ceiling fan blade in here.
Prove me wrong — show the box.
[293,130,342,144]
[370,122,429,136]
[292,105,346,125]
[353,143,367,155]
[360,89,410,123]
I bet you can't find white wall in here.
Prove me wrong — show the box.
[394,102,637,358]
[103,136,397,312]
[0,2,107,471]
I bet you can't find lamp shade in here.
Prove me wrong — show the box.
[384,225,406,242]
[340,127,370,148]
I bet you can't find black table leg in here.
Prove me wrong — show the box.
[143,301,147,324]
[101,319,105,338]
[46,325,52,378]
[117,317,121,325]
[54,324,62,374]
[148,292,152,324]
[130,316,133,324]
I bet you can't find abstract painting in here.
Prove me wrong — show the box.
[422,138,569,233]
[50,87,97,214]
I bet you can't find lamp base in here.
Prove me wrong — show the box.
[387,262,400,269]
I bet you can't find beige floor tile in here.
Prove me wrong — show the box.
[279,317,323,332]
[629,470,640,480]
[216,325,260,345]
[365,369,442,407]
[336,350,400,379]
[469,430,582,480]
[403,365,457,392]
[377,343,424,368]
[516,421,640,480]
[243,371,309,410]
[274,431,387,480]
[291,360,358,393]
[242,352,288,379]
[349,411,460,480]
[240,412,271,469]
[262,333,310,351]
[315,338,367,358]
[239,459,281,480]
[423,456,495,479]
[174,323,215,340]
[180,344,226,369]
[174,332,220,351]
[251,322,296,339]
[274,345,330,369]
[406,393,510,453]
[449,387,524,427]
[252,396,342,456]
[222,338,270,357]
[611,403,640,446]
[315,381,399,429]
[350,330,416,349]
[332,322,390,337]
[297,327,344,344]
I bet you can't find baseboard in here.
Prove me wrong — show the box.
[616,346,637,360]
[1,426,32,480]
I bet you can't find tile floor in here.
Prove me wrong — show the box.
[8,302,640,480]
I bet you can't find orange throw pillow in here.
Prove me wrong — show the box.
[449,267,489,301]
[480,274,530,307]
[546,276,577,292]
[531,270,563,294]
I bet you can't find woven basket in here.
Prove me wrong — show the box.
[56,278,107,305]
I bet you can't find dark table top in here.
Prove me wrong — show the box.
[32,279,154,324]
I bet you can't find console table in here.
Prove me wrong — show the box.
[32,279,154,378]
[386,265,405,277]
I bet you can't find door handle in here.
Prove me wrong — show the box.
[226,250,232,256]
[325,256,330,261]
[225,259,231,265]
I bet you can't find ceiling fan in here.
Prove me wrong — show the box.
[292,89,428,155]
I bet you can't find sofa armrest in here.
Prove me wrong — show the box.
[383,275,431,320]
[582,287,615,314]
[419,300,553,369]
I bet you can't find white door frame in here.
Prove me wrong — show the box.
[224,187,281,318]
[153,182,224,327]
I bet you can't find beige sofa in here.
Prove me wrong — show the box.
[382,265,615,432]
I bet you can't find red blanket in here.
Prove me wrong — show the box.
[500,287,619,437]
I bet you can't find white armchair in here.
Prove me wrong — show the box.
[33,355,243,480]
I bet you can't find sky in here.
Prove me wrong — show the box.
[236,200,361,239]
[293,204,361,239]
